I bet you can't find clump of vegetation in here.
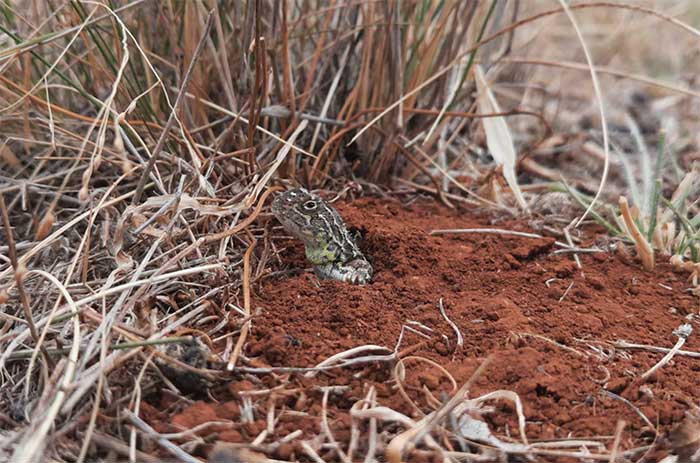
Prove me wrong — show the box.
[565,132,699,273]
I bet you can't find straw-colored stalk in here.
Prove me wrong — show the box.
[619,196,654,271]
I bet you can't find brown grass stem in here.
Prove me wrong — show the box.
[132,10,214,205]
[0,194,53,370]
[227,240,255,370]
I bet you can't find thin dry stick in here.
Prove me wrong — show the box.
[306,345,393,378]
[126,411,200,463]
[90,432,160,463]
[227,241,256,370]
[438,298,463,349]
[431,227,544,239]
[364,389,378,463]
[0,194,53,369]
[519,332,587,357]
[609,420,626,463]
[431,227,571,250]
[301,441,326,463]
[132,10,214,205]
[640,324,692,382]
[602,390,655,431]
[563,218,582,269]
[613,340,700,359]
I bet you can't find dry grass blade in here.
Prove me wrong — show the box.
[640,324,693,382]
[132,10,214,205]
[557,0,610,227]
[10,270,81,463]
[474,65,527,211]
[227,241,255,370]
[0,194,52,369]
[126,411,200,463]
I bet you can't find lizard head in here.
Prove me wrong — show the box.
[271,187,372,281]
[271,188,328,245]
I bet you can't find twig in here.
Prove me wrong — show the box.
[431,227,543,240]
[90,432,160,463]
[300,442,326,463]
[519,332,587,357]
[431,227,560,243]
[613,340,700,358]
[552,247,604,254]
[609,420,625,463]
[438,298,463,348]
[601,390,655,431]
[321,388,352,463]
[132,10,214,205]
[227,241,256,370]
[640,323,692,382]
[125,411,201,463]
[563,217,582,269]
[235,360,395,375]
[305,345,393,378]
[559,280,575,302]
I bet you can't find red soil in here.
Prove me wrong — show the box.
[149,197,699,461]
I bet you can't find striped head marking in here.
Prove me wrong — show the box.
[271,188,328,243]
[271,188,372,282]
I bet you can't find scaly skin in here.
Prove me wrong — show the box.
[271,188,373,284]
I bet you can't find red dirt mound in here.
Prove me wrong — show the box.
[149,196,699,462]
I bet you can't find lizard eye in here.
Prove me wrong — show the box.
[302,200,317,211]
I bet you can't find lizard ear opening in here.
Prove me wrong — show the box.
[302,200,317,211]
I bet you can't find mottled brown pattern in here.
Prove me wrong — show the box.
[271,188,373,284]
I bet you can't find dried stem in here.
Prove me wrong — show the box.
[619,196,655,271]
[0,194,53,369]
[132,10,214,205]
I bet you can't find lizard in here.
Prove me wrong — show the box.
[271,188,373,284]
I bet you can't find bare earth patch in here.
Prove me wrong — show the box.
[147,197,698,462]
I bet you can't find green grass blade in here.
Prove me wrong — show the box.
[561,181,621,235]
[646,132,666,241]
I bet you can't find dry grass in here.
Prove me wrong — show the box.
[0,0,699,462]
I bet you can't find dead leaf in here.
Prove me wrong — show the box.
[474,65,528,211]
